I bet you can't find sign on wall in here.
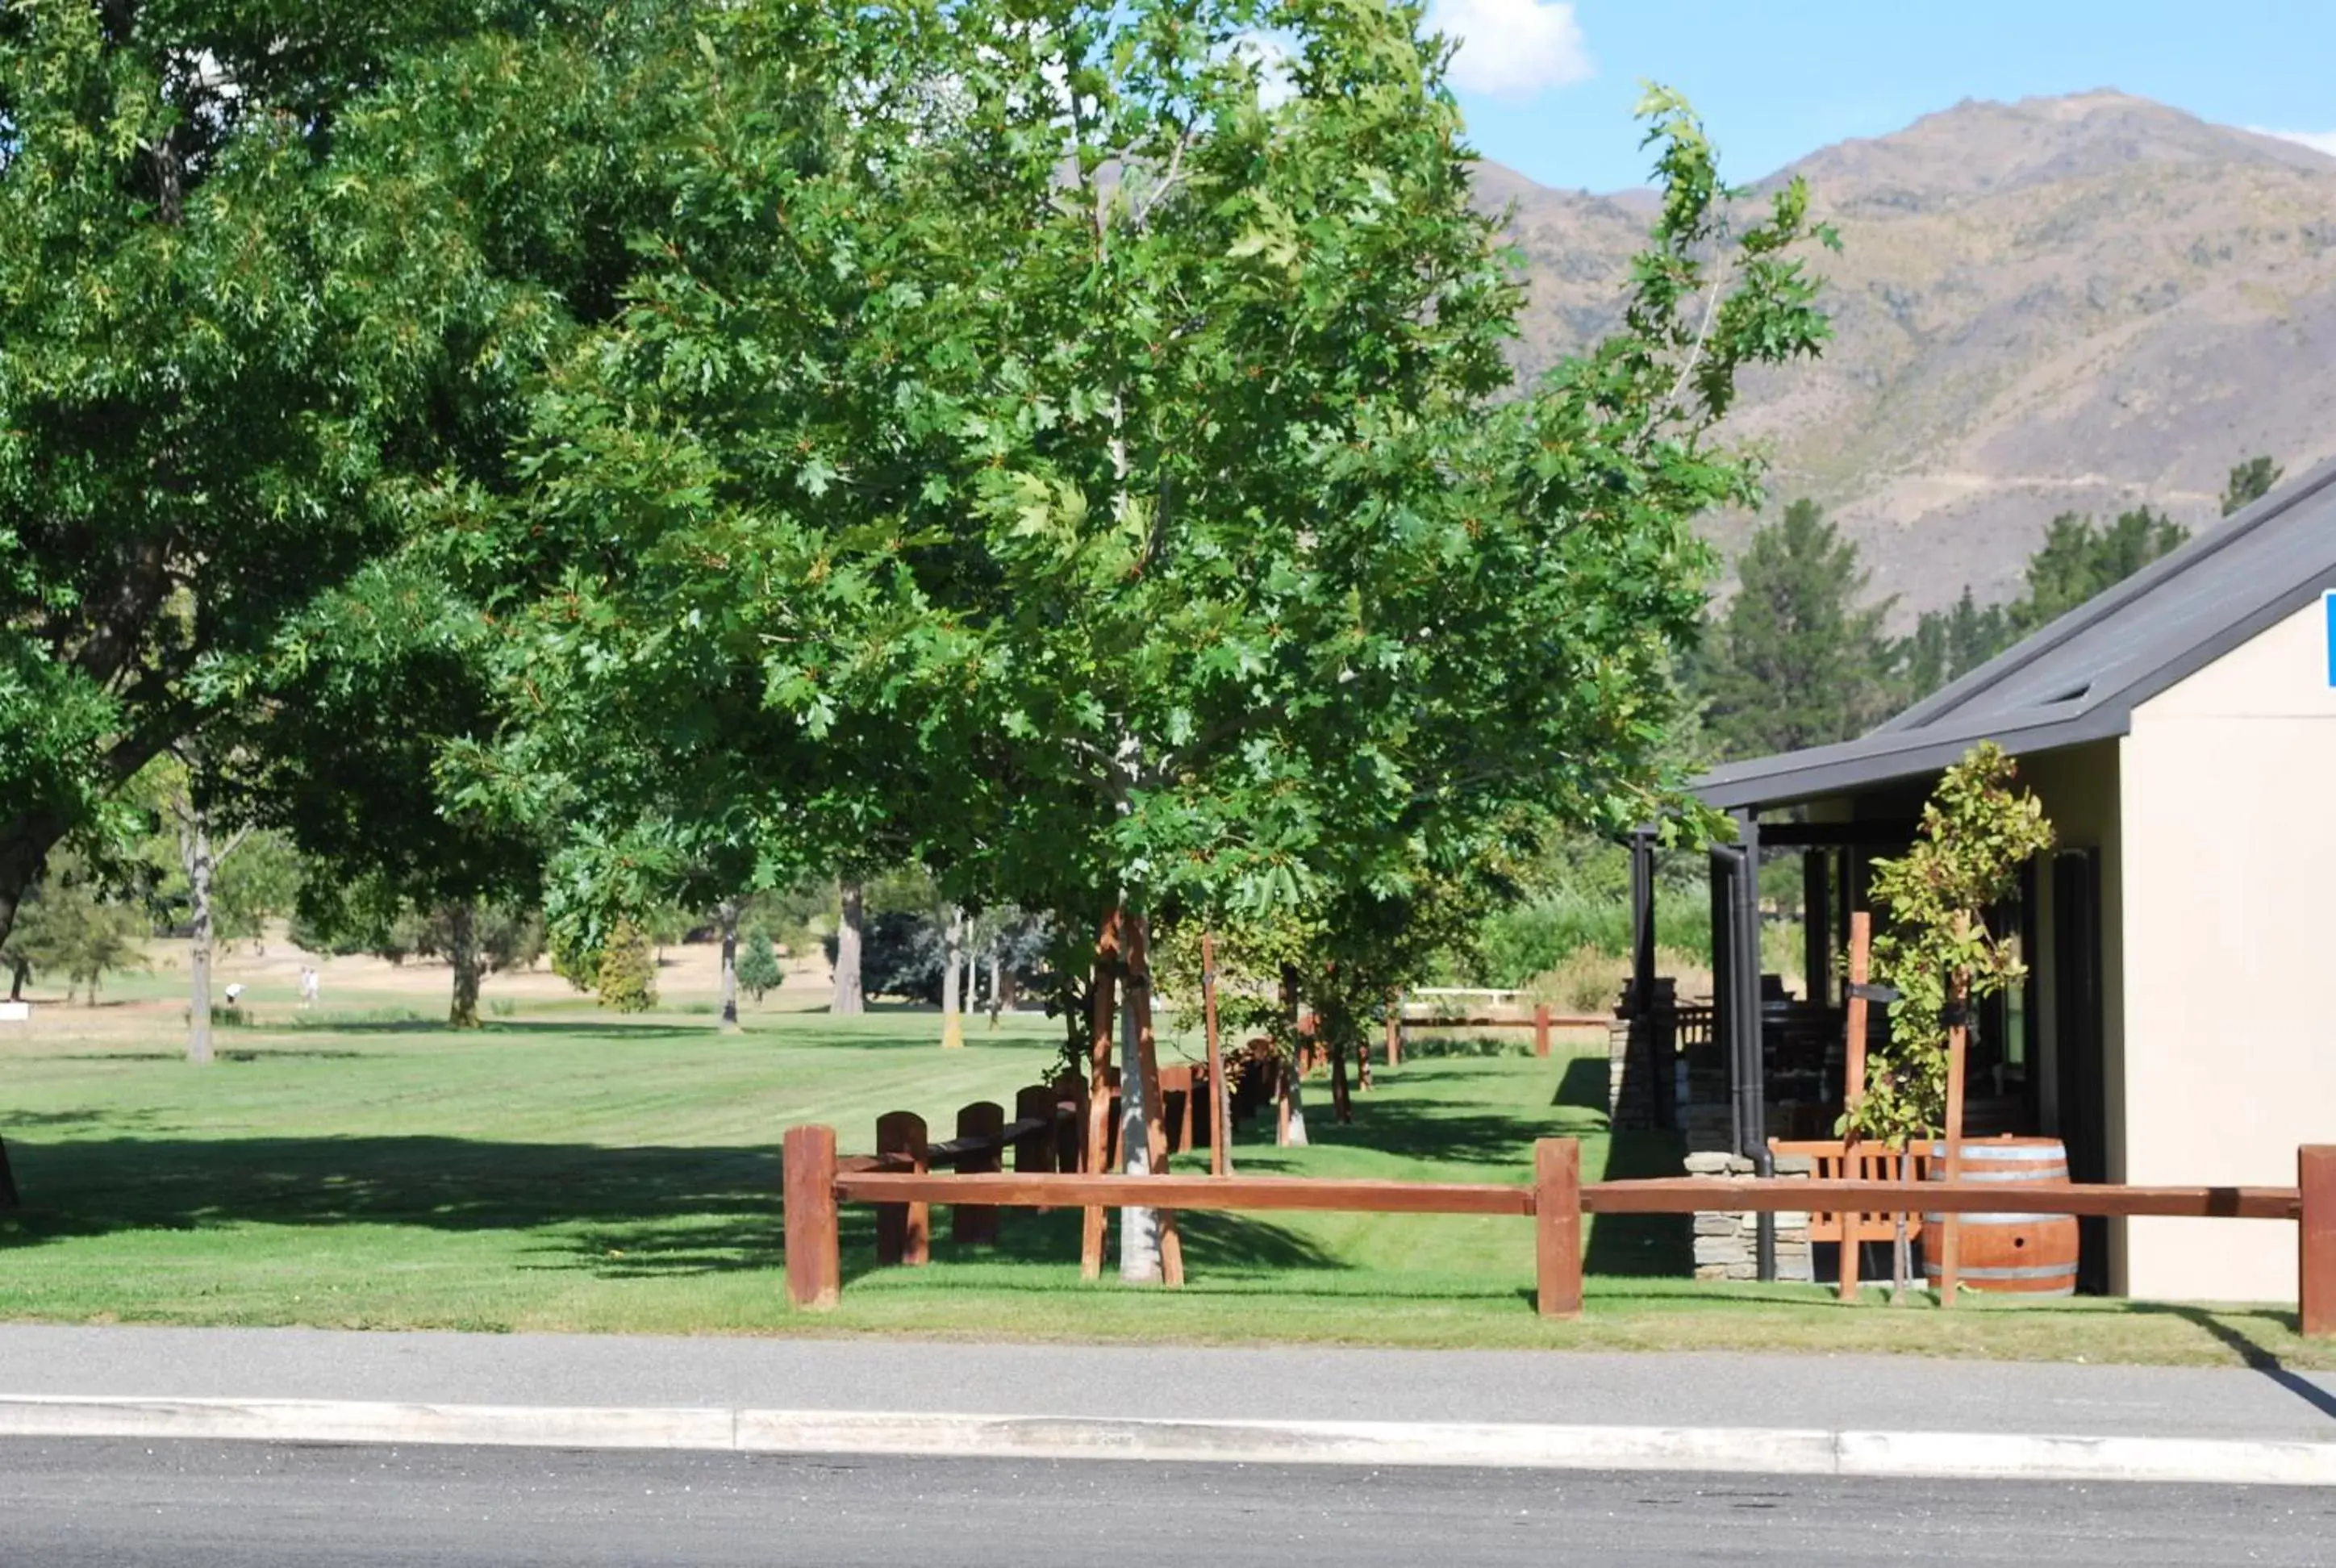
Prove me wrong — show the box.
[2328,590,2336,687]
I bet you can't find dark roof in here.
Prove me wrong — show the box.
[1696,456,2336,811]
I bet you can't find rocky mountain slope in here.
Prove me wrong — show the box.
[1483,91,2336,616]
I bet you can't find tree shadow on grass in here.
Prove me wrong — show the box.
[0,1135,784,1280]
[1,1132,1355,1291]
[40,1050,373,1064]
[1550,1053,1693,1278]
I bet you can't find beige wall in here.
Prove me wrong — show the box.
[2015,741,2129,1287]
[2119,594,2336,1302]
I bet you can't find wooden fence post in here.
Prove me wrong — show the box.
[1016,1085,1057,1174]
[783,1124,840,1311]
[1839,911,1871,1303]
[874,1111,928,1266]
[1938,1010,1969,1305]
[1533,1003,1552,1060]
[1535,1136,1583,1320]
[2303,1145,2335,1340]
[953,1101,1004,1245]
[1016,1085,1057,1213]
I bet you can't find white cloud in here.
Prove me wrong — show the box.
[1428,0,1594,100]
[2247,127,2336,159]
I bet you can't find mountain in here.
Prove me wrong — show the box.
[1481,91,2336,617]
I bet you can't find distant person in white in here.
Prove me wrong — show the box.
[299,966,320,1008]
[222,983,245,1007]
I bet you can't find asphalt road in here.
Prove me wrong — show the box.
[4,1439,2333,1566]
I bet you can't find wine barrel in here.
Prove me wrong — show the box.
[1921,1136,2079,1295]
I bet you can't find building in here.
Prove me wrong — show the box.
[1688,460,2336,1303]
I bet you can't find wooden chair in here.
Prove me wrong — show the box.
[1770,1137,1933,1298]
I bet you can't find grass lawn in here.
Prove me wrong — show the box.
[2,1005,2326,1369]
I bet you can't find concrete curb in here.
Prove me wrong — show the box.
[3,1396,2333,1487]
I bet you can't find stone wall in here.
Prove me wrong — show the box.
[1686,1149,1815,1283]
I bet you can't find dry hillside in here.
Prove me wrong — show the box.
[1481,90,2336,616]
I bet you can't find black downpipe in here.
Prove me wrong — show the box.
[1629,827,1669,1130]
[1732,812,1775,1282]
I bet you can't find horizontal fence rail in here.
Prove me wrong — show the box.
[1585,1179,2305,1222]
[835,1172,1537,1216]
[781,1127,2336,1337]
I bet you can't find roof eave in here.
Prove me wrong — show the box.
[1694,705,2131,812]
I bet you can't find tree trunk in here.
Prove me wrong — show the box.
[1117,913,1162,1282]
[1277,964,1308,1147]
[1329,1036,1354,1124]
[1078,908,1123,1280]
[987,950,1003,1023]
[0,1136,17,1209]
[941,905,966,1048]
[717,900,740,1033]
[447,901,482,1029]
[832,881,865,1015]
[186,813,215,1065]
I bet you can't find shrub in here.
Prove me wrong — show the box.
[594,918,658,1013]
[1476,893,1714,987]
[1525,945,1627,1014]
[736,928,783,1002]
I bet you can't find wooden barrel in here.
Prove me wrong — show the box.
[1921,1136,2079,1295]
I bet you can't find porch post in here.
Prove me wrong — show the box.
[1802,849,1831,1007]
[1733,811,1775,1282]
[1709,843,1740,1155]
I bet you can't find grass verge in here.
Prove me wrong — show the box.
[1,1011,2325,1369]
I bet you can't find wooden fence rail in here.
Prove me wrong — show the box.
[782,1128,2336,1337]
[1391,1003,1610,1057]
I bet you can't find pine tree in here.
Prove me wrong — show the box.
[2009,507,2186,636]
[1899,587,2015,705]
[2221,455,2283,517]
[1700,501,1896,759]
[736,929,783,1004]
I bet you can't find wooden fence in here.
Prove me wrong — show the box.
[782,1125,2336,1337]
[1390,1003,1610,1060]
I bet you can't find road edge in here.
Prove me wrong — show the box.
[2,1396,2332,1487]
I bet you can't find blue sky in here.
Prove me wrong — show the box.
[1433,0,2336,190]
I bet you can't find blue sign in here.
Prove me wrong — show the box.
[2328,591,2336,688]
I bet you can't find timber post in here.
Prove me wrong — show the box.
[874,1111,928,1266]
[953,1101,1004,1245]
[1533,1003,1552,1059]
[2303,1145,2335,1340]
[1535,1136,1583,1320]
[783,1124,841,1311]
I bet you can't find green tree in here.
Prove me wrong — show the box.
[1899,503,2191,707]
[736,929,784,1005]
[2221,455,2283,516]
[481,6,1834,1280]
[1897,588,2015,706]
[0,0,699,962]
[10,854,146,1007]
[594,917,658,1015]
[2008,507,2187,636]
[1699,500,1895,757]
